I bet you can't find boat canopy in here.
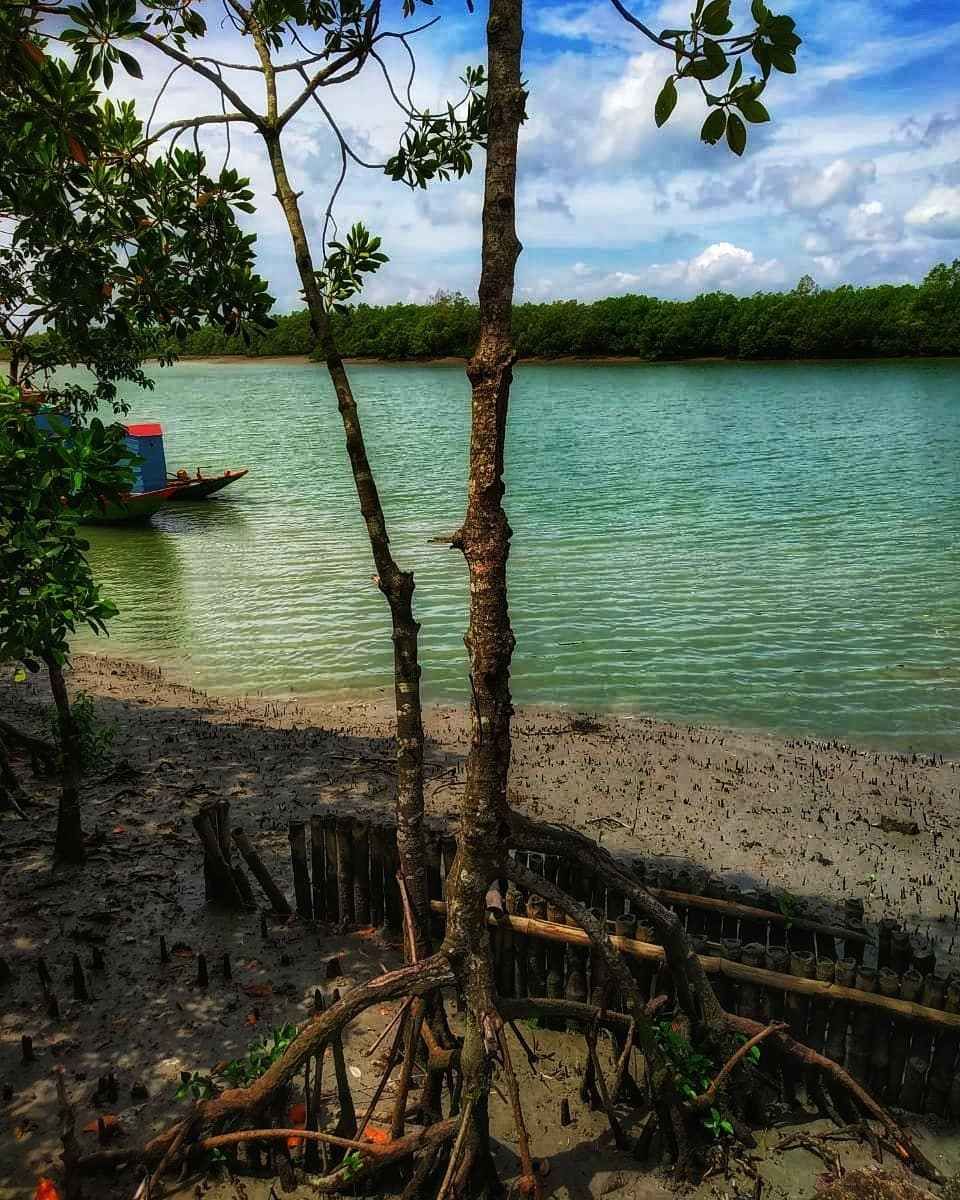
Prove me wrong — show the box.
[123,422,167,492]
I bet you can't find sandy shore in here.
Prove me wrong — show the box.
[3,653,960,1197]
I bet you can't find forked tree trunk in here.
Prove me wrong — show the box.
[263,130,430,954]
[441,0,525,1188]
[45,656,84,863]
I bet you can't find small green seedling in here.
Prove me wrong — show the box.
[702,1106,734,1139]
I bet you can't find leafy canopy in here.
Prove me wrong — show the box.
[648,0,801,155]
[0,384,135,672]
[2,4,275,414]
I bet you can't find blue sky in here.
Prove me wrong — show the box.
[131,0,960,308]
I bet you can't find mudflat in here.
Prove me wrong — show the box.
[3,653,960,1197]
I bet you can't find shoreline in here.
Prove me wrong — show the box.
[6,650,960,938]
[5,651,960,1194]
[160,352,960,368]
[72,645,958,760]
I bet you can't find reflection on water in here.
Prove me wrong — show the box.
[75,358,960,752]
[85,514,190,656]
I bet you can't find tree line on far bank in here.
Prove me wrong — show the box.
[152,261,960,362]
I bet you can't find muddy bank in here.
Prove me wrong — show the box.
[3,654,960,1198]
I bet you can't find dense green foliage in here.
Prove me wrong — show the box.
[1,4,273,413]
[164,265,960,362]
[0,384,134,672]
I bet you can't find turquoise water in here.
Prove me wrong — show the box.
[76,359,960,750]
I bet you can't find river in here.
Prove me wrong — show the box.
[75,358,960,751]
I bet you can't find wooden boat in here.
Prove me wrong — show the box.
[166,468,249,501]
[85,484,182,524]
[34,411,246,523]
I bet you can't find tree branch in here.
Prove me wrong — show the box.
[607,0,693,57]
[142,32,263,127]
[145,112,253,146]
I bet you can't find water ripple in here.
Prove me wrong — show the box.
[76,359,960,751]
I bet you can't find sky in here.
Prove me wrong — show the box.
[124,0,960,310]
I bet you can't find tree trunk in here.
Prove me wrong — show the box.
[262,129,431,957]
[45,656,84,863]
[441,0,525,1188]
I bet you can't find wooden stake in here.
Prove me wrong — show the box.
[368,821,386,930]
[194,808,245,909]
[289,821,313,921]
[335,816,355,925]
[352,820,371,927]
[310,814,326,923]
[232,828,291,915]
[322,814,340,924]
[71,954,88,1002]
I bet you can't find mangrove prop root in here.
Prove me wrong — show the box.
[145,1113,195,1200]
[72,824,945,1195]
[76,952,455,1172]
[391,997,427,1140]
[586,1023,630,1152]
[496,1025,539,1199]
[726,1014,944,1184]
[690,1022,788,1111]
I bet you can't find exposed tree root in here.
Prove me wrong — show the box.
[726,1015,943,1185]
[0,716,57,769]
[70,833,943,1198]
[690,1022,788,1111]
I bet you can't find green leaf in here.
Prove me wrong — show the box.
[739,98,770,123]
[117,50,142,79]
[730,57,743,88]
[654,77,678,127]
[700,0,732,35]
[700,108,727,144]
[688,56,727,81]
[726,111,746,155]
[752,40,772,76]
[769,46,796,73]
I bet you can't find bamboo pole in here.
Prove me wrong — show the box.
[647,887,869,944]
[352,820,371,927]
[335,817,355,925]
[426,901,960,1030]
[322,815,340,924]
[310,815,326,923]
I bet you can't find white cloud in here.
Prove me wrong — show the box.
[529,2,624,46]
[905,186,960,239]
[781,159,877,212]
[570,242,785,299]
[845,199,898,243]
[660,242,783,290]
[804,231,832,254]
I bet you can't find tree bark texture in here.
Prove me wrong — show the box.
[262,128,430,956]
[45,656,84,863]
[441,0,525,1188]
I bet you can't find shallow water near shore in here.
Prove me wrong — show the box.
[76,358,960,751]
